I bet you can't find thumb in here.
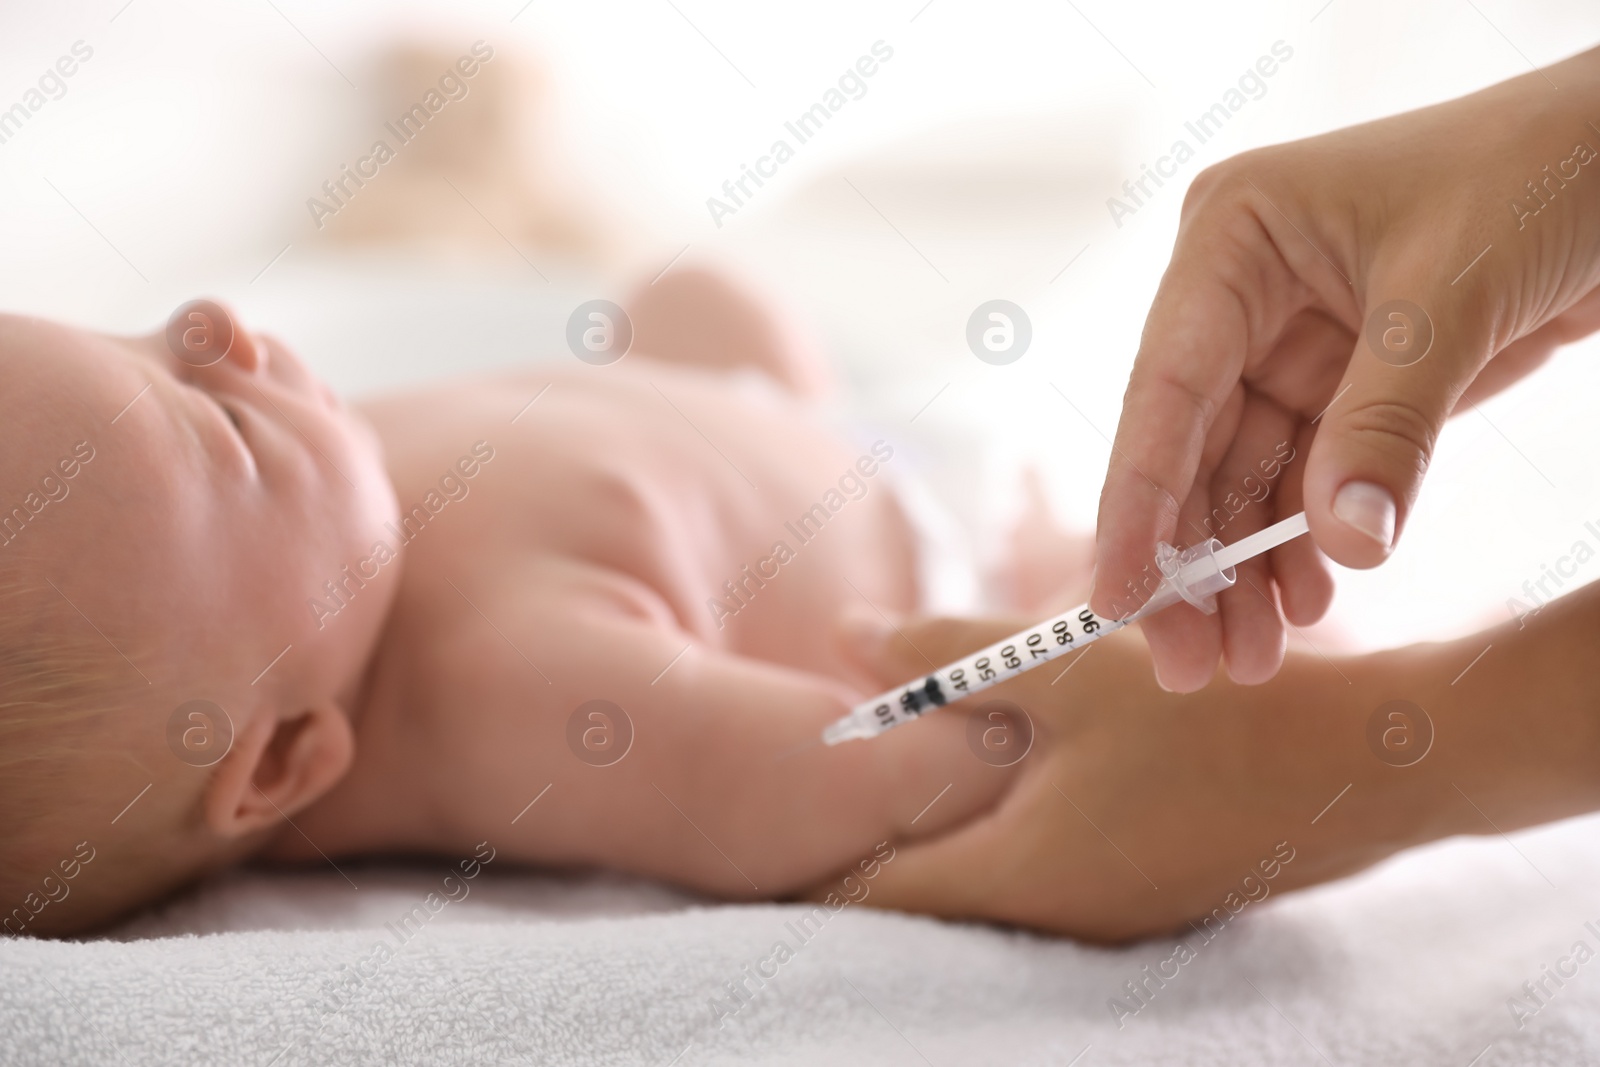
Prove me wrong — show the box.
[1306,272,1493,568]
[835,608,1026,690]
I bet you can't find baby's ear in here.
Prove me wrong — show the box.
[203,703,354,838]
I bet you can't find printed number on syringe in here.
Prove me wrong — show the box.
[875,607,1108,725]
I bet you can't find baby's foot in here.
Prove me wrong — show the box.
[995,468,1095,615]
[626,266,834,398]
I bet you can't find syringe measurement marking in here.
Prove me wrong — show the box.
[861,607,1123,733]
[832,512,1315,745]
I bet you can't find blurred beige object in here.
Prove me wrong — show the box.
[626,265,836,398]
[316,41,618,268]
[996,466,1095,615]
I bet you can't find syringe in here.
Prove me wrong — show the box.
[822,511,1311,744]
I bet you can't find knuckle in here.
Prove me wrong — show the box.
[1182,163,1231,215]
[1182,147,1283,216]
[1183,154,1253,212]
[1335,398,1439,472]
[1137,369,1219,436]
[1186,157,1237,198]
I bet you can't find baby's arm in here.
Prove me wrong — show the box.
[509,601,1017,898]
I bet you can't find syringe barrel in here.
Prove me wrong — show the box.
[824,544,1241,744]
[822,513,1306,745]
[829,602,1134,742]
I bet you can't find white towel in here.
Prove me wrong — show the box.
[6,811,1600,1066]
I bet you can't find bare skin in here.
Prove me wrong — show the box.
[1092,44,1600,691]
[0,270,1029,935]
[8,261,1598,943]
[838,587,1600,942]
[268,351,1018,897]
[0,305,402,934]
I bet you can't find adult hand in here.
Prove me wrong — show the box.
[830,615,1389,942]
[1092,45,1600,691]
[834,604,1600,942]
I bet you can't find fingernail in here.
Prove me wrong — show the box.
[1332,480,1396,548]
[1151,660,1175,693]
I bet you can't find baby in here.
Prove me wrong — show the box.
[6,267,1577,946]
[0,268,1038,936]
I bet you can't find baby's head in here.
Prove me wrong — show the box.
[0,303,400,935]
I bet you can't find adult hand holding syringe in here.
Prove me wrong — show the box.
[824,512,1309,743]
[1087,45,1600,692]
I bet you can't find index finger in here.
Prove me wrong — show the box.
[1089,206,1277,623]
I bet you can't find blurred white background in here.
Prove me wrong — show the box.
[3,0,1599,653]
